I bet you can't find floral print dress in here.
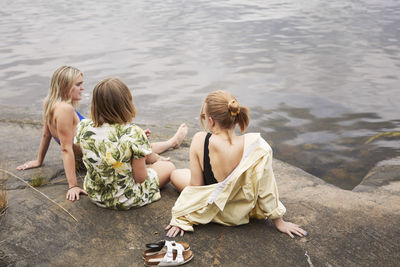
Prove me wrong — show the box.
[75,119,161,210]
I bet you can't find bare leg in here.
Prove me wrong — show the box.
[149,161,176,188]
[170,169,191,192]
[145,153,170,164]
[151,124,188,154]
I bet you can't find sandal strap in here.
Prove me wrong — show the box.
[145,240,165,249]
[162,241,184,264]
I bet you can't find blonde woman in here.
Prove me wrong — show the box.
[17,66,88,201]
[75,77,176,210]
[166,90,307,238]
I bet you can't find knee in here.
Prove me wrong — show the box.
[163,161,176,173]
[169,161,176,170]
[170,169,187,183]
[170,169,190,192]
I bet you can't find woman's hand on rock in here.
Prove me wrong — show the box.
[66,187,87,202]
[273,217,308,238]
[165,225,185,237]
[16,160,41,170]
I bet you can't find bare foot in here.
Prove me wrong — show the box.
[171,123,188,148]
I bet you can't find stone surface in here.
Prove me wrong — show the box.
[0,112,399,267]
[353,156,400,193]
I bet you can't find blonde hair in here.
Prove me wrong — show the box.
[43,66,83,126]
[200,90,250,136]
[91,77,136,127]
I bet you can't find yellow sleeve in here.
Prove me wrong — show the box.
[169,216,194,232]
[256,149,286,219]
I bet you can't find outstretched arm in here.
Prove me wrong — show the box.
[57,104,87,201]
[16,121,52,170]
[273,217,307,238]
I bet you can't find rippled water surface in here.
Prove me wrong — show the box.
[1,0,399,189]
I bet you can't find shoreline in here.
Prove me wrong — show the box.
[1,104,398,191]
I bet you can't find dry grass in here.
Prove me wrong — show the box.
[29,171,47,187]
[1,168,78,222]
[0,163,8,215]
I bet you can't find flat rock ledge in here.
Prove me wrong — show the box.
[0,118,399,267]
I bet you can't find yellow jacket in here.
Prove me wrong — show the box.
[169,133,286,232]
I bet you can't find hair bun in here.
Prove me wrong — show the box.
[228,99,240,116]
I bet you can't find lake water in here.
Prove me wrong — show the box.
[1,0,399,189]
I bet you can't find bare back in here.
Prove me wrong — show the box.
[208,134,244,182]
[189,131,245,186]
[47,102,80,142]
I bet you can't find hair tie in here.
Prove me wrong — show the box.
[228,99,240,116]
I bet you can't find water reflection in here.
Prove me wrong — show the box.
[252,105,400,189]
[0,0,399,189]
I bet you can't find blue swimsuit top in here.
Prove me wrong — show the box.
[51,110,85,144]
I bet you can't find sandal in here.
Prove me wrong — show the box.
[143,240,190,258]
[144,241,193,266]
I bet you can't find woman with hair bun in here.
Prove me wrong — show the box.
[166,90,307,238]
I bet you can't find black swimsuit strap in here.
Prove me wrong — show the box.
[203,133,218,185]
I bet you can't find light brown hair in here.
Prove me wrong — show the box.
[44,66,82,126]
[91,77,136,127]
[200,90,250,134]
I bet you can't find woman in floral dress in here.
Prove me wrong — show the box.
[75,77,175,210]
